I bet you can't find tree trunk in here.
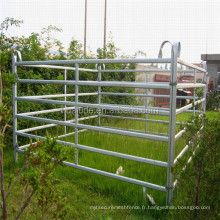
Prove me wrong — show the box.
[0,65,8,219]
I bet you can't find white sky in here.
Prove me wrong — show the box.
[1,0,220,62]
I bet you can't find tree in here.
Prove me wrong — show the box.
[0,17,73,219]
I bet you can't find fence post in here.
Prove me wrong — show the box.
[98,65,102,131]
[75,64,79,165]
[193,69,196,116]
[64,69,67,135]
[12,54,18,162]
[166,42,180,205]
[145,72,149,132]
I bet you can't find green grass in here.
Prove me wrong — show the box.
[4,111,219,219]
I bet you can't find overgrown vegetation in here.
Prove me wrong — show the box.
[168,112,220,220]
[0,17,219,219]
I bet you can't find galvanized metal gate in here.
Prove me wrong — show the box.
[12,42,207,205]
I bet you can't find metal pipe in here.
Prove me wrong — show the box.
[166,42,180,205]
[16,147,167,192]
[17,115,98,133]
[173,144,190,165]
[100,92,198,100]
[99,114,182,125]
[16,131,168,167]
[98,65,101,130]
[15,97,170,115]
[176,98,205,115]
[12,54,18,162]
[15,114,169,142]
[145,72,149,132]
[18,79,171,89]
[15,58,172,66]
[75,64,79,165]
[21,64,98,72]
[101,69,195,73]
[64,69,67,135]
[177,58,207,73]
[20,92,98,99]
[176,83,206,89]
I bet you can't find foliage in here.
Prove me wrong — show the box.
[168,113,220,220]
[206,91,220,111]
[4,137,73,219]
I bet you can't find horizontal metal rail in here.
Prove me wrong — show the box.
[101,125,168,137]
[176,98,205,115]
[15,58,172,66]
[16,132,168,167]
[19,107,77,116]
[16,114,169,142]
[101,69,195,73]
[177,58,207,73]
[174,144,190,165]
[176,83,206,89]
[17,147,166,191]
[18,115,98,133]
[23,64,98,72]
[100,92,198,100]
[19,129,88,150]
[15,97,170,115]
[21,92,98,99]
[175,128,186,141]
[56,129,87,139]
[18,79,171,89]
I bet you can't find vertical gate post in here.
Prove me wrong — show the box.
[75,64,79,165]
[166,42,180,205]
[202,62,207,113]
[193,69,196,117]
[64,69,67,135]
[145,72,149,132]
[12,53,18,162]
[98,65,101,131]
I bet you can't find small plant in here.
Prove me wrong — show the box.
[168,113,220,220]
[1,137,74,219]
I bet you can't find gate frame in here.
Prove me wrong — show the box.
[12,42,207,205]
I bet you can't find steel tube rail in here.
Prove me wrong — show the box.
[15,58,172,66]
[16,131,168,168]
[17,115,98,133]
[100,92,198,100]
[173,144,190,165]
[175,128,186,141]
[176,83,206,89]
[16,146,166,191]
[20,93,98,99]
[21,64,98,72]
[19,107,77,116]
[101,69,195,73]
[18,129,88,150]
[57,129,87,139]
[15,114,169,142]
[176,98,205,115]
[15,97,170,115]
[100,114,183,125]
[177,58,207,73]
[18,79,171,89]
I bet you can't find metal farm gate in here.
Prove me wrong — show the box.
[12,42,207,205]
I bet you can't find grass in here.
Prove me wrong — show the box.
[4,111,218,219]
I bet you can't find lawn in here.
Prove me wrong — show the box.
[4,111,218,219]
